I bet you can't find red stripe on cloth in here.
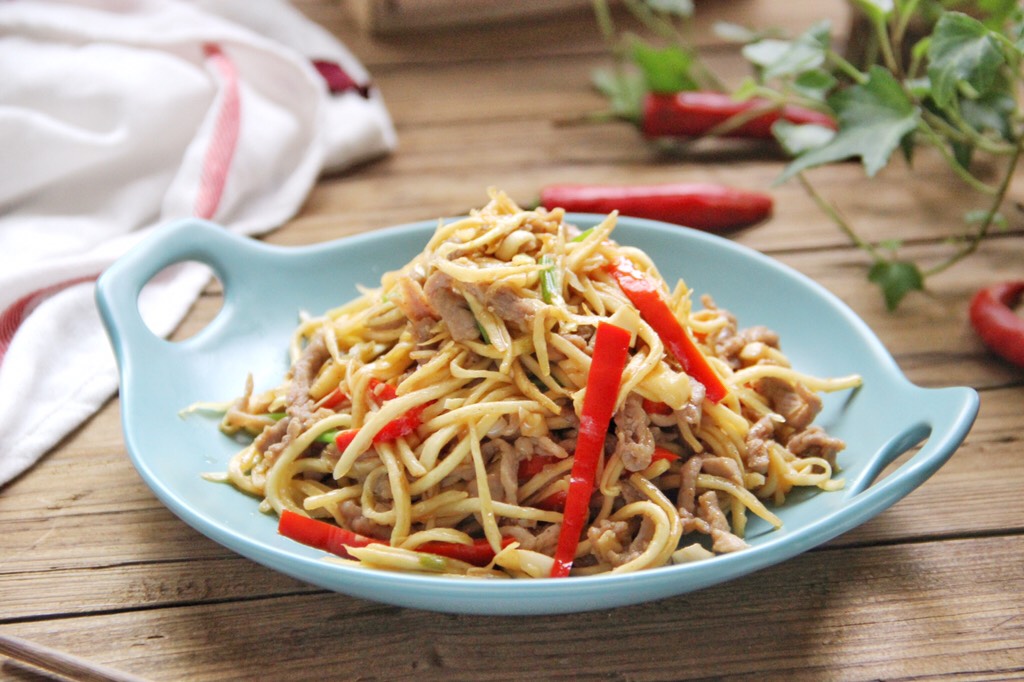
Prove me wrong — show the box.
[0,47,239,370]
[311,59,370,98]
[0,275,98,366]
[194,44,241,220]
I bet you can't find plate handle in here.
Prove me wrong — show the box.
[95,220,270,365]
[840,385,978,526]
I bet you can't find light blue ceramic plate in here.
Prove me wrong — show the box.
[96,215,978,615]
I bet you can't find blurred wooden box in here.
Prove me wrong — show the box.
[350,0,595,34]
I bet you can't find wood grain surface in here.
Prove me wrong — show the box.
[2,1,1022,680]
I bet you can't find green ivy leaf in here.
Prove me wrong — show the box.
[964,209,1008,231]
[976,0,1021,29]
[899,130,916,165]
[713,21,757,43]
[742,21,830,81]
[742,39,790,69]
[868,260,924,310]
[778,66,919,182]
[951,139,974,169]
[772,119,836,156]
[851,0,894,24]
[644,0,694,17]
[592,68,646,123]
[630,39,699,94]
[904,76,931,100]
[959,88,1016,140]
[732,76,760,101]
[928,12,1006,110]
[793,69,838,101]
[911,34,931,66]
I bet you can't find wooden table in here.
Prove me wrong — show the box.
[3,1,1023,679]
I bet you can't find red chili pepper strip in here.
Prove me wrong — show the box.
[606,258,729,403]
[517,454,562,480]
[969,280,1024,368]
[652,446,680,463]
[539,183,773,232]
[319,388,347,410]
[641,398,673,415]
[641,91,837,139]
[551,322,633,578]
[334,428,359,451]
[279,508,383,559]
[534,489,568,511]
[368,378,399,402]
[415,538,515,567]
[375,403,429,440]
[333,406,427,451]
[333,380,430,451]
[278,509,512,567]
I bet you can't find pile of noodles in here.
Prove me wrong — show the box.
[201,190,861,578]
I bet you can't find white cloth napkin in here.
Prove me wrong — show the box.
[0,0,397,487]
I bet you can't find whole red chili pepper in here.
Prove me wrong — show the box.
[539,182,773,232]
[969,280,1024,368]
[641,91,836,139]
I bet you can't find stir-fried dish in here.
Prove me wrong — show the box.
[201,190,861,578]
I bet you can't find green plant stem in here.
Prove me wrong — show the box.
[924,106,1019,156]
[696,99,787,137]
[916,119,1002,195]
[592,0,634,117]
[825,50,869,85]
[796,172,883,261]
[870,12,902,76]
[906,44,926,80]
[746,83,831,116]
[689,54,728,92]
[891,0,922,60]
[592,0,617,47]
[622,0,683,43]
[924,139,1023,277]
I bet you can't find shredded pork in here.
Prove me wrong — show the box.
[614,393,656,472]
[423,271,480,342]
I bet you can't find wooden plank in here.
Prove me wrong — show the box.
[370,48,768,127]
[293,0,853,66]
[346,0,595,36]
[2,535,1022,680]
[1,550,315,623]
